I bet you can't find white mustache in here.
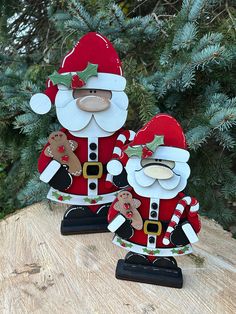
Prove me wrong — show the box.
[134,167,181,190]
[56,98,127,132]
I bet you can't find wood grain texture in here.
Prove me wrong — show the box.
[0,202,235,314]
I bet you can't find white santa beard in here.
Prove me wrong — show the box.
[70,118,114,138]
[158,174,180,190]
[126,158,190,199]
[55,90,128,134]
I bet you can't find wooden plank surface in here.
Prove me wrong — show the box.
[0,202,235,314]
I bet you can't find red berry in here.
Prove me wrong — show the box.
[178,250,184,254]
[126,211,133,219]
[142,146,153,159]
[91,199,97,204]
[58,145,65,153]
[71,75,85,89]
[61,155,69,162]
[58,196,63,201]
[124,203,130,210]
[149,251,154,255]
[121,243,126,247]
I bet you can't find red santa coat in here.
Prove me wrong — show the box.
[38,128,125,213]
[108,189,201,257]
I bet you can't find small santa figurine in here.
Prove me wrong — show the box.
[107,114,201,288]
[29,32,134,235]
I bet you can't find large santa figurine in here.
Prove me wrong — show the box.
[107,114,201,288]
[29,32,134,235]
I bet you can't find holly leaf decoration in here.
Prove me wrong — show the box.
[171,246,189,254]
[143,248,160,255]
[125,146,143,158]
[116,238,133,248]
[52,191,59,198]
[49,71,72,88]
[125,135,164,158]
[77,63,98,83]
[63,195,72,201]
[48,63,98,88]
[52,191,72,201]
[146,135,164,153]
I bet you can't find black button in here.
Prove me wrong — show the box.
[150,211,157,218]
[149,236,155,244]
[89,153,97,160]
[151,202,158,210]
[89,183,96,190]
[89,143,97,150]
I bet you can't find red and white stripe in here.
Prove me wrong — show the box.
[162,196,199,245]
[111,130,135,159]
[105,130,135,188]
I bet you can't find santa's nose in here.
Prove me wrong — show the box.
[76,96,110,112]
[144,164,174,180]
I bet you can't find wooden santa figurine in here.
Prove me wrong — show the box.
[107,114,201,288]
[29,32,134,235]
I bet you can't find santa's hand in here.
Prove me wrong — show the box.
[108,213,134,239]
[169,224,190,246]
[112,168,129,188]
[49,164,73,190]
[40,160,73,191]
[107,159,123,176]
[116,219,134,239]
[170,221,199,246]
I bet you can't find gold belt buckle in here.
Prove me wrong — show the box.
[144,220,162,236]
[83,162,103,179]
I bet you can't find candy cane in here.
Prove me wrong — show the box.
[105,130,135,188]
[162,196,199,245]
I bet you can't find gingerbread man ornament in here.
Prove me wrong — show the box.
[44,131,82,176]
[114,191,143,230]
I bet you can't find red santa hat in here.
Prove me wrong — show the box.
[30,32,126,114]
[119,114,189,165]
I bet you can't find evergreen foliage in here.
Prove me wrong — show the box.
[0,0,236,232]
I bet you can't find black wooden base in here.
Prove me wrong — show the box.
[60,216,109,235]
[115,259,183,288]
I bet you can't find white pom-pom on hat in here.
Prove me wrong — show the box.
[30,93,52,114]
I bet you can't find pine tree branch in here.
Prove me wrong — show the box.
[225,1,236,31]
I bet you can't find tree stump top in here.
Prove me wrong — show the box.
[0,202,235,314]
